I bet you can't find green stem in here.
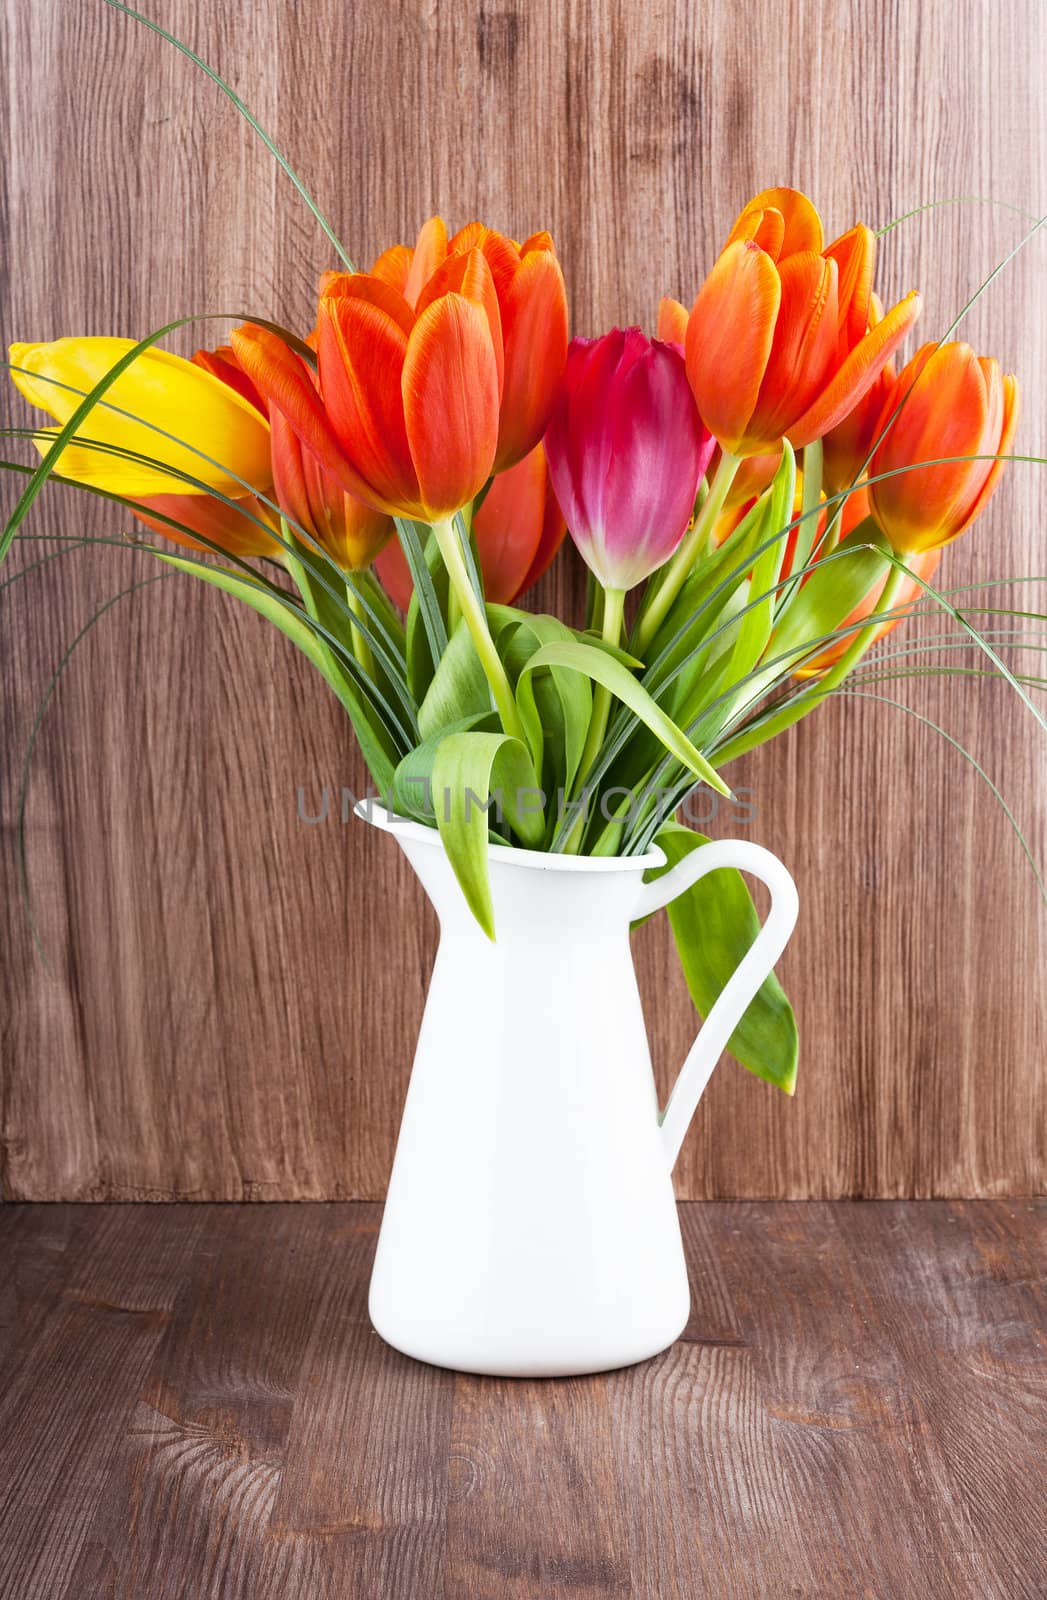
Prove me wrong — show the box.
[797,440,823,565]
[430,515,525,742]
[713,559,912,765]
[565,586,626,853]
[633,451,740,654]
[345,579,375,677]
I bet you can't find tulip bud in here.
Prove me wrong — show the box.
[270,401,392,571]
[543,328,714,592]
[868,342,1020,554]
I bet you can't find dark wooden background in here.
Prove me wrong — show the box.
[1,0,1044,1200]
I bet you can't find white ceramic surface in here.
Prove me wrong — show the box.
[358,803,798,1377]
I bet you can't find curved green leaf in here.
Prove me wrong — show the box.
[393,712,496,822]
[644,823,799,1093]
[418,619,492,739]
[518,640,731,798]
[431,731,546,938]
[770,516,890,666]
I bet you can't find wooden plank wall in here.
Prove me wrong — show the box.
[1,0,1044,1200]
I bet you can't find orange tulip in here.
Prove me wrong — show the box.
[684,188,922,457]
[135,346,281,559]
[191,343,268,416]
[367,217,569,472]
[374,440,566,609]
[867,342,1020,555]
[233,219,567,527]
[232,268,498,522]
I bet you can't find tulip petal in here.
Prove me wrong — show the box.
[136,491,281,558]
[374,537,414,611]
[229,323,380,508]
[657,297,689,347]
[476,228,525,305]
[544,330,628,548]
[788,289,922,449]
[869,342,990,550]
[599,339,706,586]
[191,345,267,416]
[269,406,315,537]
[726,188,823,258]
[957,371,1021,533]
[520,230,555,255]
[402,291,500,519]
[320,272,415,336]
[754,253,839,445]
[8,337,273,499]
[449,220,493,254]
[726,205,786,258]
[824,224,875,346]
[404,216,448,307]
[414,247,505,393]
[315,293,421,514]
[517,462,568,596]
[495,246,569,470]
[473,445,548,603]
[685,240,781,455]
[370,244,412,295]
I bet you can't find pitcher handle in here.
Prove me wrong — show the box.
[632,840,799,1171]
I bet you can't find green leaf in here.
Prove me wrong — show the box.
[393,712,496,822]
[496,611,593,805]
[418,619,492,739]
[431,731,546,938]
[518,640,731,798]
[576,630,646,669]
[646,823,799,1093]
[400,518,448,696]
[771,517,890,666]
[636,492,768,679]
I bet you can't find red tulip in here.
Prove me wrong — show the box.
[543,328,714,592]
[868,342,1020,554]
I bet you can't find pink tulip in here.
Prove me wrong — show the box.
[543,328,714,591]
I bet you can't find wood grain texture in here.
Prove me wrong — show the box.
[0,1200,1044,1597]
[1,0,1045,1199]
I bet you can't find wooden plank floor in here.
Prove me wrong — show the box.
[0,1203,1042,1599]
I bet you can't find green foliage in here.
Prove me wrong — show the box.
[644,824,799,1093]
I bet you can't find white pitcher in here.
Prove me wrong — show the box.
[358,803,798,1377]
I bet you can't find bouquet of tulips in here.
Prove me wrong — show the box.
[5,162,1034,1095]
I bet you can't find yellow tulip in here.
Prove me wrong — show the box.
[8,337,271,499]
